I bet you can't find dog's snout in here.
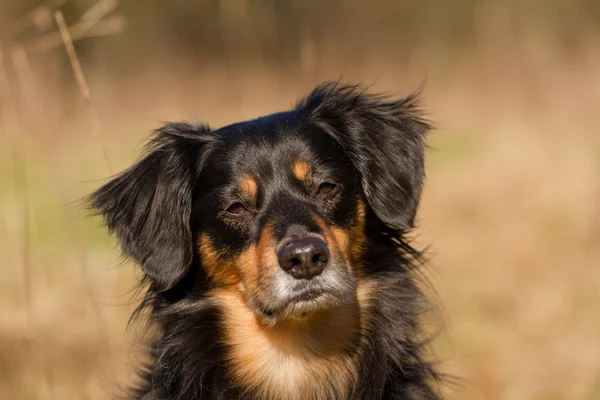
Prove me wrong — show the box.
[277,237,329,280]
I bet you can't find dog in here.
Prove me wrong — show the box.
[88,83,441,399]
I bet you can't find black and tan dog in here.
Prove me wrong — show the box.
[88,83,441,399]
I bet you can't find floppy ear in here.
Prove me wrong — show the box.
[87,123,215,292]
[299,83,429,230]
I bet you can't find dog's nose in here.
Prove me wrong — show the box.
[277,237,329,280]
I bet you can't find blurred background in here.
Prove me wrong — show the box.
[1,0,599,399]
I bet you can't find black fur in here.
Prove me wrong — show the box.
[88,82,441,399]
[89,123,216,292]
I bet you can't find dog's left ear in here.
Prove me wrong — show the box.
[299,83,429,230]
[87,123,215,292]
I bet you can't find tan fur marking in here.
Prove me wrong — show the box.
[198,234,239,287]
[350,199,367,269]
[213,289,362,400]
[311,214,346,267]
[329,232,353,275]
[238,175,258,200]
[256,223,275,266]
[235,223,276,299]
[356,280,377,335]
[235,244,259,292]
[292,159,312,182]
[328,199,367,275]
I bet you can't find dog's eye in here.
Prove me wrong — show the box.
[316,182,338,196]
[225,202,247,215]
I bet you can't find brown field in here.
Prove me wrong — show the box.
[1,1,599,399]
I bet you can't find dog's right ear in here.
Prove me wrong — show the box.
[87,123,215,292]
[298,83,429,231]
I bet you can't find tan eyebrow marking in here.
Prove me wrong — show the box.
[238,175,258,200]
[292,159,312,182]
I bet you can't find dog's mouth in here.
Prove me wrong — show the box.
[289,288,328,302]
[284,289,343,318]
[248,279,354,324]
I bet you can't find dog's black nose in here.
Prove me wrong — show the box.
[277,237,329,280]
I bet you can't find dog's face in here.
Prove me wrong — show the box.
[193,119,365,321]
[89,83,428,324]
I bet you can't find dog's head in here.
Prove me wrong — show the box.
[89,83,428,324]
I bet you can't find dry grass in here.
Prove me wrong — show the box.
[1,2,600,399]
[425,130,600,399]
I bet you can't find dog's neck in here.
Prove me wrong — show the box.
[211,285,374,400]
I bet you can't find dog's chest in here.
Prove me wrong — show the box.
[228,332,357,400]
[215,292,361,399]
